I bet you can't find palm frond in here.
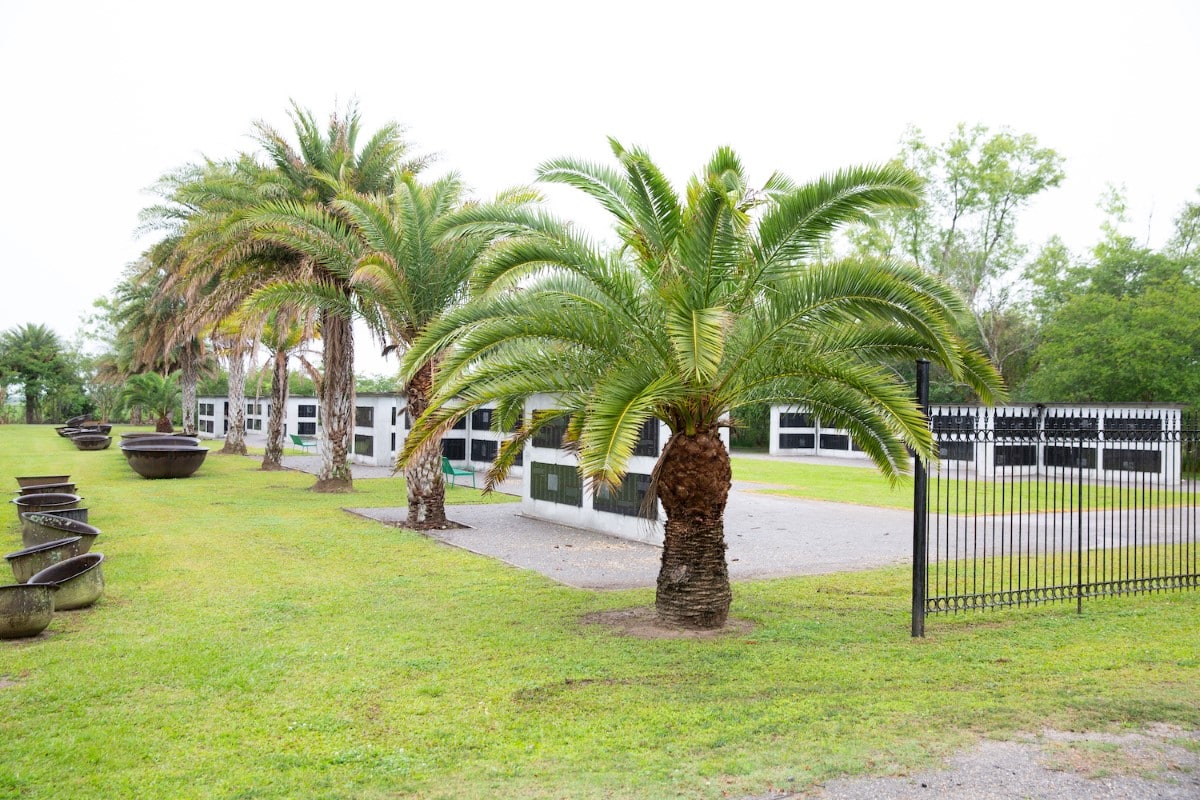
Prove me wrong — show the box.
[751,163,923,282]
[537,155,636,229]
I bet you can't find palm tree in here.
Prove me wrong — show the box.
[135,169,231,438]
[107,257,203,430]
[329,175,534,525]
[209,318,251,455]
[400,141,1004,630]
[0,323,73,423]
[258,310,313,470]
[120,372,181,432]
[246,101,425,491]
[143,156,316,460]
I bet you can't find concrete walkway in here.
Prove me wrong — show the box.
[349,490,911,590]
[238,434,912,589]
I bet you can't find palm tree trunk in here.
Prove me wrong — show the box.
[24,386,37,424]
[221,346,247,455]
[654,429,733,629]
[405,445,446,526]
[401,363,447,526]
[314,310,354,491]
[181,341,197,437]
[261,350,290,470]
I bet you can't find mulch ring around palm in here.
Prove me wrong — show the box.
[582,606,755,640]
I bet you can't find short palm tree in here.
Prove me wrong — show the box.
[120,372,181,432]
[400,141,1004,629]
[243,174,504,522]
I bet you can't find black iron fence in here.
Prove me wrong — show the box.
[911,362,1199,635]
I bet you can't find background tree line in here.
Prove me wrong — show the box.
[730,124,1198,446]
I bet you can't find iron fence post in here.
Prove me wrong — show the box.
[1077,422,1085,614]
[912,359,930,637]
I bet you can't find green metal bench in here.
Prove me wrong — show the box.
[289,434,317,454]
[441,457,475,487]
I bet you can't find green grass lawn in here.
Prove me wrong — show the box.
[2,426,1198,799]
[731,455,1197,514]
[731,455,912,507]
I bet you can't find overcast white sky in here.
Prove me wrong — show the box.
[1,0,1197,376]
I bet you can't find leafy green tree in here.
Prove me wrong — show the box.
[1025,281,1200,402]
[41,342,94,421]
[729,402,770,449]
[355,374,398,393]
[1167,187,1200,259]
[400,141,1002,629]
[1025,196,1200,402]
[120,372,181,432]
[0,323,84,423]
[856,124,1064,391]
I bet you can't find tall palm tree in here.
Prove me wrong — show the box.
[134,180,218,438]
[258,310,313,470]
[335,175,535,525]
[147,156,317,460]
[209,318,251,455]
[246,101,425,491]
[400,141,1004,630]
[108,254,205,431]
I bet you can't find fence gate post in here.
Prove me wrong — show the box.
[912,359,930,637]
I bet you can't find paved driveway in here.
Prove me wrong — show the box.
[349,482,912,589]
[248,435,914,589]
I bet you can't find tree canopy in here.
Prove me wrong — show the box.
[1024,192,1200,402]
[0,323,88,423]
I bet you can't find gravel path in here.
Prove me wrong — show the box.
[748,726,1200,800]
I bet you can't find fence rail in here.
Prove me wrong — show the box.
[911,363,1198,634]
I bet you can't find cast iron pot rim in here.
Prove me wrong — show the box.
[0,582,56,595]
[15,474,70,484]
[18,512,98,534]
[12,483,76,495]
[120,444,208,452]
[28,552,105,586]
[11,493,83,507]
[35,508,90,518]
[5,536,83,561]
